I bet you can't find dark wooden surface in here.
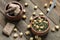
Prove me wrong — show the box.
[0,0,60,40]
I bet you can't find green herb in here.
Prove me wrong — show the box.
[32,17,48,31]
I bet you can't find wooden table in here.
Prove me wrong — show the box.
[0,0,60,40]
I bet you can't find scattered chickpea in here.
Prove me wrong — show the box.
[22,15,26,19]
[44,3,48,8]
[19,32,23,37]
[51,28,55,32]
[25,31,30,35]
[34,6,38,10]
[32,12,36,16]
[38,37,42,40]
[25,3,28,7]
[47,8,50,13]
[49,1,53,7]
[54,4,56,8]
[27,24,31,29]
[14,28,18,32]
[30,16,33,21]
[30,37,33,40]
[35,35,38,39]
[55,25,60,30]
[23,9,26,14]
[13,33,18,38]
[39,12,44,16]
